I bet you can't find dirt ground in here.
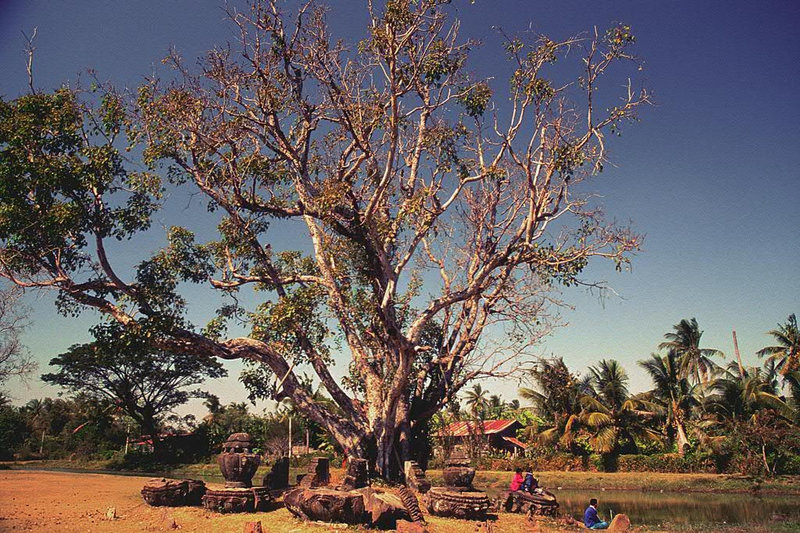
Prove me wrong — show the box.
[0,470,553,532]
[0,470,780,533]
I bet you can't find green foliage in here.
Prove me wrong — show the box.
[0,401,26,460]
[42,321,226,442]
[757,313,800,375]
[458,82,492,117]
[0,90,161,276]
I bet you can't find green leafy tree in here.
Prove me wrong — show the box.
[0,1,649,477]
[659,318,723,387]
[42,322,226,451]
[757,314,800,375]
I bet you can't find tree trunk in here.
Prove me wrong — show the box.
[675,421,690,456]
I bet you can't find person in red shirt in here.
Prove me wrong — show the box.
[509,468,524,491]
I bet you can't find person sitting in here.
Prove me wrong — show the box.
[521,467,538,493]
[583,498,609,529]
[509,468,524,492]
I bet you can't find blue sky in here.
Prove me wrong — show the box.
[1,0,798,412]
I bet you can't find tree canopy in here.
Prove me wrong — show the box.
[42,322,226,446]
[0,0,649,477]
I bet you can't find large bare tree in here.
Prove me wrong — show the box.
[0,0,649,476]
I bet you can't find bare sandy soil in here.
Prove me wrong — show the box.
[0,470,782,532]
[0,470,539,532]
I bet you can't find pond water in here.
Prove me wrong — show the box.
[488,486,800,528]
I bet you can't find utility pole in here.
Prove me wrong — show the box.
[288,415,292,458]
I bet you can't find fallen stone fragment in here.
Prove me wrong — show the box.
[283,487,366,524]
[105,507,116,520]
[244,521,263,533]
[141,478,206,507]
[359,488,411,529]
[607,513,631,532]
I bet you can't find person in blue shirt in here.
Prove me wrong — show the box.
[519,466,539,493]
[583,498,609,529]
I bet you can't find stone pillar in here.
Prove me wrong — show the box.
[341,457,369,490]
[299,457,330,487]
[263,456,290,490]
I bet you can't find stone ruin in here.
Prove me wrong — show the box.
[341,457,369,490]
[424,449,491,520]
[141,478,206,506]
[201,433,272,513]
[262,456,290,492]
[404,460,431,493]
[297,456,330,487]
[283,455,426,529]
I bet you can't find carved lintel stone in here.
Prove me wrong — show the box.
[141,478,206,507]
[283,487,366,523]
[202,487,271,513]
[500,490,559,517]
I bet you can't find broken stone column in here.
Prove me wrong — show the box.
[299,456,330,487]
[262,456,290,490]
[341,457,369,490]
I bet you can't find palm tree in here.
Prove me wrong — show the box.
[463,384,489,419]
[757,314,800,375]
[639,350,699,454]
[659,318,723,387]
[487,394,504,418]
[518,357,584,450]
[705,362,795,422]
[580,359,661,455]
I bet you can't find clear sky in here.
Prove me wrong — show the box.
[1,0,798,414]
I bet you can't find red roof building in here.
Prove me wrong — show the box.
[436,419,526,453]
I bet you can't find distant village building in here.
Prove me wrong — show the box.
[436,419,527,455]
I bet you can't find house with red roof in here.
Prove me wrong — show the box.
[435,419,527,454]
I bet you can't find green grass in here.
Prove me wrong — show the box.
[6,459,800,495]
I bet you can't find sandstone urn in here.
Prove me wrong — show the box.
[218,433,261,488]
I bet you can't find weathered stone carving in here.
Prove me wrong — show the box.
[341,457,369,490]
[403,461,431,493]
[424,450,491,520]
[425,489,491,520]
[298,456,330,487]
[359,487,412,529]
[202,487,272,513]
[501,489,559,517]
[441,451,475,487]
[218,433,261,488]
[262,456,290,490]
[397,487,426,523]
[200,432,272,513]
[284,487,366,524]
[141,478,206,507]
[283,486,419,529]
